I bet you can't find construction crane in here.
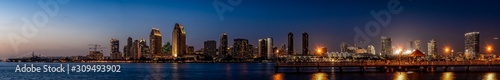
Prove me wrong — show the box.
[88,44,107,52]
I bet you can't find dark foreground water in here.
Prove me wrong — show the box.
[0,62,499,80]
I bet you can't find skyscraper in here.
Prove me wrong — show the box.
[367,45,375,55]
[340,42,349,52]
[233,38,250,58]
[132,40,140,59]
[288,32,294,55]
[204,40,217,57]
[150,28,163,58]
[266,37,273,59]
[414,40,421,50]
[125,37,133,59]
[381,36,392,58]
[258,39,267,58]
[187,46,195,55]
[465,32,480,59]
[302,32,309,55]
[172,23,186,58]
[219,32,228,57]
[110,38,121,59]
[427,39,437,58]
[139,39,150,59]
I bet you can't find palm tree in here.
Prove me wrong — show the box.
[163,42,172,54]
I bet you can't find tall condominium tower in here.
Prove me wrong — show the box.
[258,39,268,58]
[427,39,437,58]
[234,38,250,58]
[219,32,228,56]
[204,40,217,57]
[381,36,392,58]
[302,32,309,55]
[266,37,273,59]
[288,32,294,55]
[465,32,480,58]
[110,38,121,59]
[150,28,162,58]
[172,23,186,57]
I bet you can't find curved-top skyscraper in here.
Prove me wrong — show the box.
[150,28,162,58]
[172,23,186,58]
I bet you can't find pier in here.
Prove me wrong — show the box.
[274,61,500,72]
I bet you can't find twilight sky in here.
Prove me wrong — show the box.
[1,0,500,59]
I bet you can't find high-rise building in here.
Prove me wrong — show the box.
[340,42,349,52]
[427,39,437,58]
[132,40,141,59]
[172,23,186,58]
[233,38,250,58]
[408,40,415,51]
[219,32,228,57]
[125,37,133,59]
[258,38,274,59]
[187,46,195,55]
[367,45,376,55]
[150,28,163,58]
[266,38,273,59]
[139,39,150,59]
[302,32,309,55]
[381,36,392,58]
[414,40,421,50]
[110,38,121,59]
[258,39,267,58]
[204,40,217,57]
[288,32,294,55]
[465,32,480,59]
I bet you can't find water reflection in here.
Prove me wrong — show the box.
[312,73,328,80]
[273,73,284,80]
[147,63,164,80]
[483,72,497,80]
[441,72,455,80]
[393,72,408,80]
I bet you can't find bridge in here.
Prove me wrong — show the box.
[274,61,500,72]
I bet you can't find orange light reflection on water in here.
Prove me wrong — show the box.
[484,72,497,80]
[273,73,284,80]
[312,73,328,80]
[394,72,408,80]
[441,72,455,80]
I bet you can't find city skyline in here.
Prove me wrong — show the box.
[2,0,500,58]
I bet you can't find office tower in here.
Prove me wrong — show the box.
[204,40,217,57]
[408,40,415,50]
[187,46,195,55]
[340,42,349,52]
[139,39,150,59]
[302,32,309,55]
[132,40,141,59]
[248,44,254,58]
[219,32,228,57]
[381,36,392,58]
[367,45,376,55]
[110,38,121,59]
[258,39,267,58]
[288,32,294,55]
[172,23,186,58]
[465,32,480,59]
[150,28,163,58]
[266,37,273,59]
[233,38,249,58]
[125,37,132,59]
[414,40,421,50]
[427,39,437,58]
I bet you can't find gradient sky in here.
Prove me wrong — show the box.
[1,0,500,59]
